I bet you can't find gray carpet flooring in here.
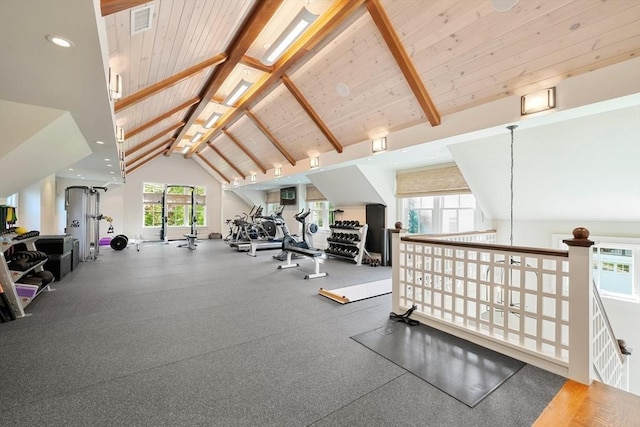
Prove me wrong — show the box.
[0,239,565,426]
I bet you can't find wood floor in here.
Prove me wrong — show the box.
[534,380,640,427]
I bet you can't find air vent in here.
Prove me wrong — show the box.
[131,5,154,35]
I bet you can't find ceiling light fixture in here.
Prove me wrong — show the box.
[46,35,73,48]
[223,80,252,107]
[116,126,125,143]
[203,112,222,129]
[108,68,122,100]
[491,0,519,12]
[181,146,190,154]
[190,132,204,143]
[274,167,282,177]
[372,137,387,153]
[262,7,318,65]
[310,156,320,169]
[250,174,257,183]
[521,87,556,115]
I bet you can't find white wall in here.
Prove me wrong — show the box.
[493,219,640,248]
[17,174,56,233]
[107,156,223,241]
[39,174,57,234]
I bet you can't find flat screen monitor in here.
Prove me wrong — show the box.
[280,187,296,205]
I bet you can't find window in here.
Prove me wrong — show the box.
[592,244,638,300]
[556,234,640,301]
[307,201,332,228]
[143,183,163,227]
[143,183,206,227]
[402,194,478,234]
[266,203,280,215]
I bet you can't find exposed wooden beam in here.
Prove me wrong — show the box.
[196,153,231,183]
[186,0,367,157]
[207,142,246,178]
[245,109,296,166]
[126,122,185,155]
[222,130,267,174]
[115,53,227,113]
[127,138,174,166]
[127,149,165,174]
[125,97,199,139]
[281,74,343,154]
[100,0,148,16]
[239,55,274,73]
[170,0,285,155]
[366,0,441,126]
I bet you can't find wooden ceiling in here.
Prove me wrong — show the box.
[102,0,640,181]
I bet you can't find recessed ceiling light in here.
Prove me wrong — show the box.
[46,35,73,48]
[104,158,111,161]
[107,164,113,167]
[77,174,82,177]
[68,168,74,171]
[96,140,105,145]
[336,82,350,97]
[110,171,115,174]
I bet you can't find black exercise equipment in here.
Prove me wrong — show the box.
[110,234,128,250]
[277,235,327,279]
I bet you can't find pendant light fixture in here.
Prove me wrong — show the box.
[507,124,518,246]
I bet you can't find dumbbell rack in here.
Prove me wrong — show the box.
[325,222,368,265]
[0,234,53,319]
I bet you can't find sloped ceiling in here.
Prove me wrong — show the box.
[308,165,386,206]
[449,104,640,221]
[0,101,91,197]
[0,0,118,186]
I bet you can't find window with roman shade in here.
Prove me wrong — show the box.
[396,163,470,197]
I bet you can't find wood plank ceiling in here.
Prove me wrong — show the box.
[102,0,640,182]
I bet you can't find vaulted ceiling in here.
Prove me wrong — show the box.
[103,0,640,182]
[1,0,639,191]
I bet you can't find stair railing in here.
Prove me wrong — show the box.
[592,281,627,390]
[391,226,626,388]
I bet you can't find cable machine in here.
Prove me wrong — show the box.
[65,186,108,261]
[160,185,197,242]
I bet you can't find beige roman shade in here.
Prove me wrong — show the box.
[396,163,470,197]
[305,185,326,202]
[266,190,280,204]
[142,192,162,204]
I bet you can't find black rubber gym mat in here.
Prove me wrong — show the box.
[351,321,525,407]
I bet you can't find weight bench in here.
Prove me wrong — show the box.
[178,234,197,250]
[278,246,327,279]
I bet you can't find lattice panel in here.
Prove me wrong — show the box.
[592,286,625,389]
[398,239,570,363]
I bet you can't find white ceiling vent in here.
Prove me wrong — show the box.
[131,4,154,35]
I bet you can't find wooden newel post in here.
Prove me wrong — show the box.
[563,227,595,385]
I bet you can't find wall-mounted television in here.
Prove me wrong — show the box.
[280,186,296,205]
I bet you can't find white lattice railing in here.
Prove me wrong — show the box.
[391,228,626,388]
[592,282,627,389]
[422,229,497,244]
